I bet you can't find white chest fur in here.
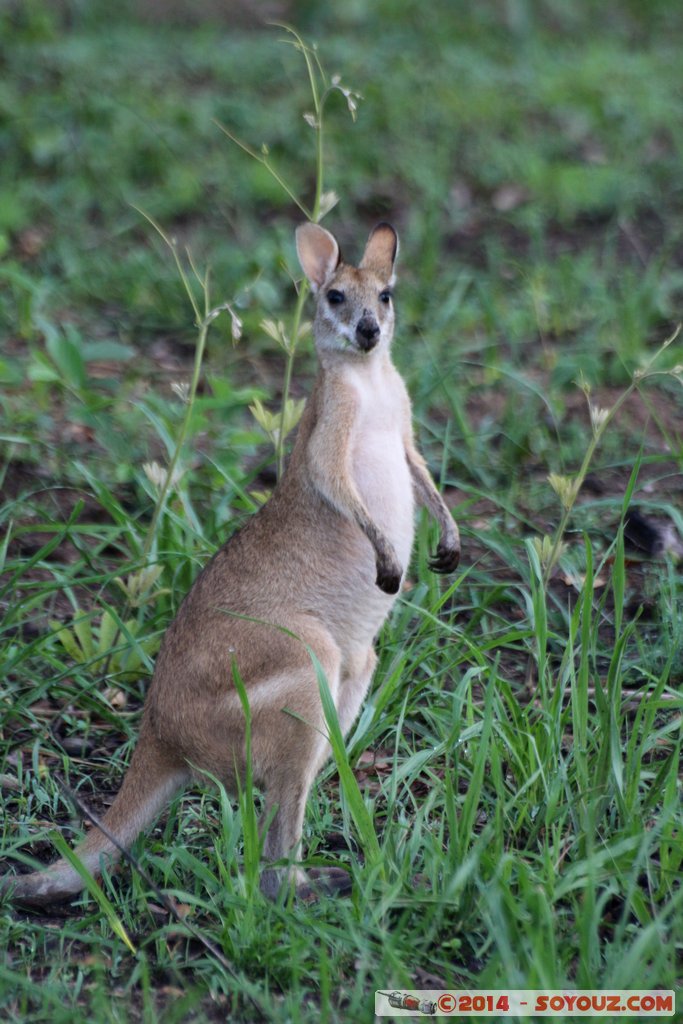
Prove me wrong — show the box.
[346,358,415,569]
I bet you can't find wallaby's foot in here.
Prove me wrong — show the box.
[428,540,460,575]
[298,866,352,900]
[259,865,303,901]
[259,865,352,901]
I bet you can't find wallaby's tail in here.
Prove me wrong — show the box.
[2,731,189,907]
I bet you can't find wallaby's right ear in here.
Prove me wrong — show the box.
[296,223,341,292]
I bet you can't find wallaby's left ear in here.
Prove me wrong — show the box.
[359,222,398,282]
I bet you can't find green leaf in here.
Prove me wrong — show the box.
[73,615,95,660]
[231,660,260,894]
[51,832,137,954]
[27,351,60,383]
[309,648,382,875]
[44,327,87,389]
[0,359,22,385]
[81,341,135,362]
[49,620,85,664]
[97,609,119,657]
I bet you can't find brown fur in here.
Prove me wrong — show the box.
[2,222,459,906]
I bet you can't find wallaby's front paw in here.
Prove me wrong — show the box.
[376,562,402,594]
[429,541,460,575]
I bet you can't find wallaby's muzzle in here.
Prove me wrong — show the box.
[356,315,380,351]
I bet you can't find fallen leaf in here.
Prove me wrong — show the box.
[560,572,607,589]
[104,687,127,709]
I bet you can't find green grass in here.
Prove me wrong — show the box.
[1,2,682,1021]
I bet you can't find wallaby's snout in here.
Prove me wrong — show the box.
[356,311,380,351]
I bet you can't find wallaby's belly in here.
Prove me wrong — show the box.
[302,426,414,649]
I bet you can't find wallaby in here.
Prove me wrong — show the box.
[2,222,460,907]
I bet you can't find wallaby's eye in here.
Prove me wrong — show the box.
[327,289,345,305]
[379,289,393,304]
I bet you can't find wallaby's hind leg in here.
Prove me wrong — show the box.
[259,776,318,899]
[249,628,345,899]
[337,647,377,736]
[257,646,378,899]
[276,646,378,899]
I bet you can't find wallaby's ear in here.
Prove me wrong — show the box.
[296,223,341,292]
[359,222,398,281]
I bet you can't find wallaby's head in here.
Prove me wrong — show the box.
[296,222,398,357]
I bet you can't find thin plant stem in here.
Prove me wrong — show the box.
[274,33,326,479]
[212,121,312,221]
[214,27,359,479]
[542,384,634,588]
[141,316,210,564]
[131,208,220,562]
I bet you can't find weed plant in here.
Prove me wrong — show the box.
[1,4,682,1022]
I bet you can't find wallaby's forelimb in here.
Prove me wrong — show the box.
[405,444,460,574]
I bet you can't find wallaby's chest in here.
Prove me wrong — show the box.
[348,366,415,566]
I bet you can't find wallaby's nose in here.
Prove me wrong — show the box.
[356,315,380,351]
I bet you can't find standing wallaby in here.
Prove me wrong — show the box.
[2,222,459,906]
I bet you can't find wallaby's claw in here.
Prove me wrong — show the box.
[429,543,460,574]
